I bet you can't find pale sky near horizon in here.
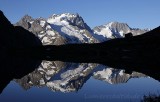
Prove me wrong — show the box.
[0,0,160,29]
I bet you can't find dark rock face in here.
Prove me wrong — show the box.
[14,26,42,47]
[0,11,42,49]
[0,10,42,93]
[125,33,133,38]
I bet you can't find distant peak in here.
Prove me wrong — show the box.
[21,14,33,22]
[93,21,130,31]
[105,21,129,27]
[22,14,32,19]
[36,17,46,21]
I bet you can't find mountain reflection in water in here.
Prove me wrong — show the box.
[15,61,147,93]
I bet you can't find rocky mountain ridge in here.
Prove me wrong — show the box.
[15,13,149,44]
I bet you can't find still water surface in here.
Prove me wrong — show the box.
[0,61,160,102]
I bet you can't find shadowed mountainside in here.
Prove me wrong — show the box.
[0,11,42,93]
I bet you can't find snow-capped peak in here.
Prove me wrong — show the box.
[47,13,70,25]
[93,22,130,37]
[46,13,98,44]
[47,13,88,29]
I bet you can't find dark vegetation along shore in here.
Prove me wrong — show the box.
[0,10,160,93]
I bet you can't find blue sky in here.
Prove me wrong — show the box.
[0,0,160,29]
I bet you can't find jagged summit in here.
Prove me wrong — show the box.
[20,14,33,22]
[15,14,33,30]
[47,13,91,31]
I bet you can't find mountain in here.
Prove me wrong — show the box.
[93,22,149,42]
[15,15,67,45]
[15,13,99,45]
[15,13,149,45]
[0,10,44,93]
